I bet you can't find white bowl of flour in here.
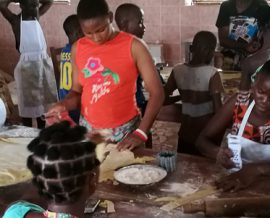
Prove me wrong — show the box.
[114,164,167,185]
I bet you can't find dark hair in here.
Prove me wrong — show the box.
[63,14,80,36]
[256,5,270,27]
[115,3,141,29]
[19,0,30,5]
[77,0,109,20]
[192,31,217,51]
[27,121,99,203]
[257,59,270,76]
[19,0,38,7]
[190,31,217,65]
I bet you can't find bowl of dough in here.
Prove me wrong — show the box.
[114,164,167,186]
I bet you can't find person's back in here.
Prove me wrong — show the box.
[164,31,223,155]
[59,14,83,123]
[173,64,219,148]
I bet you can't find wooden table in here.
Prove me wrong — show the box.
[1,149,270,217]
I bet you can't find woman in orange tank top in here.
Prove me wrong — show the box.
[46,0,164,150]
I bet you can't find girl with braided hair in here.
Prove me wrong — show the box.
[2,121,99,218]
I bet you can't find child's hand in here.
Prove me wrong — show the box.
[43,102,68,126]
[117,133,144,151]
[215,165,258,192]
[46,102,66,116]
[216,147,234,169]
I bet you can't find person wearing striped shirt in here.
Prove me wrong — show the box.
[164,31,224,155]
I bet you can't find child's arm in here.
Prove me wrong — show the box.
[196,94,236,159]
[218,27,261,54]
[132,38,164,133]
[39,0,53,16]
[0,0,17,24]
[164,70,181,105]
[209,72,224,112]
[218,27,248,52]
[117,38,164,150]
[216,162,270,192]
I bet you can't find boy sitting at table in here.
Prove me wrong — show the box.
[164,31,223,155]
[196,59,270,192]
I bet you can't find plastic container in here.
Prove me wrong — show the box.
[157,151,177,173]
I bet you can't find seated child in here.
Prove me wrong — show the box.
[164,31,223,155]
[2,121,99,218]
[59,14,83,123]
[196,59,270,192]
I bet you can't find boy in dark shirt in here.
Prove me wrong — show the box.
[216,0,268,70]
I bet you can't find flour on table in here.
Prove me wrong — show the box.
[0,126,39,138]
[161,182,198,197]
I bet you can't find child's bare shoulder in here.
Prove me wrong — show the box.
[172,63,186,73]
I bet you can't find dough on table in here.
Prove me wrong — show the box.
[155,185,218,212]
[97,143,155,182]
[0,137,33,186]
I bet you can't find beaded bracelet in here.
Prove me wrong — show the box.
[133,129,148,142]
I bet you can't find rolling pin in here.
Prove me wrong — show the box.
[183,197,270,217]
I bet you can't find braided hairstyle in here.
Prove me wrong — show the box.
[256,4,270,27]
[27,121,99,203]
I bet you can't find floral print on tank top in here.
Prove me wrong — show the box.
[82,57,120,104]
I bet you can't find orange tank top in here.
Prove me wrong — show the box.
[76,32,139,128]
